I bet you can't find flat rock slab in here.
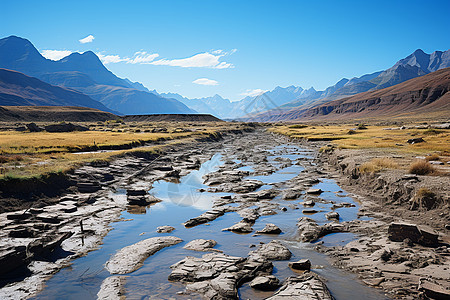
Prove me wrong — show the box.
[223,222,253,233]
[249,240,292,260]
[183,209,225,227]
[266,272,334,300]
[169,252,273,299]
[97,276,127,300]
[249,275,280,291]
[289,259,311,271]
[388,223,439,247]
[297,217,346,242]
[156,226,175,233]
[105,236,182,274]
[256,223,282,234]
[184,239,220,252]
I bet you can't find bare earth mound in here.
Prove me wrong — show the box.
[123,114,222,122]
[0,106,119,122]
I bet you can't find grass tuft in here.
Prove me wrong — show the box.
[408,160,436,175]
[359,157,399,173]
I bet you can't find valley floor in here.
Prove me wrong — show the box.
[0,125,448,299]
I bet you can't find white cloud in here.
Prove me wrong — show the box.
[79,35,95,44]
[150,51,234,69]
[128,51,159,64]
[41,50,73,61]
[240,89,268,97]
[193,78,219,86]
[97,53,128,64]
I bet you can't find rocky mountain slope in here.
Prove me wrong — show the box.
[0,68,114,113]
[0,36,194,115]
[253,67,450,122]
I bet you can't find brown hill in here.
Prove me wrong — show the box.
[0,68,115,113]
[0,106,118,122]
[253,67,450,122]
[123,114,222,122]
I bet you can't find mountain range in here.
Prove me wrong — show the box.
[0,35,448,121]
[0,35,194,115]
[251,67,450,122]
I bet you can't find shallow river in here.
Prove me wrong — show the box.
[33,144,387,299]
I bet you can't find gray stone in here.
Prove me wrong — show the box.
[256,223,282,234]
[169,252,273,300]
[223,222,253,233]
[97,276,126,300]
[325,211,339,220]
[388,223,438,247]
[105,236,182,274]
[249,240,291,260]
[156,226,175,233]
[266,272,333,300]
[249,275,280,291]
[289,259,311,271]
[184,239,219,252]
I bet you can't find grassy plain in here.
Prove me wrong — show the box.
[270,124,450,153]
[0,121,234,179]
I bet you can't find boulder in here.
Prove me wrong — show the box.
[45,123,89,132]
[26,122,42,132]
[297,217,346,242]
[325,211,339,220]
[249,240,292,260]
[223,222,253,233]
[27,232,73,258]
[266,272,333,300]
[156,226,175,233]
[407,137,425,144]
[249,275,280,291]
[289,259,311,271]
[418,278,450,300]
[126,189,147,196]
[0,246,29,275]
[97,276,127,300]
[184,239,219,252]
[388,223,439,247]
[105,236,182,274]
[256,223,282,234]
[183,209,225,227]
[306,189,323,195]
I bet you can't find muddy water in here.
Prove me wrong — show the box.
[34,144,387,300]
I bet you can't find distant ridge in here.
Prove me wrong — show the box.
[0,106,118,122]
[252,67,450,122]
[0,68,115,113]
[123,114,222,122]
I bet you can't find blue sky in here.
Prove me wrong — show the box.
[2,0,450,101]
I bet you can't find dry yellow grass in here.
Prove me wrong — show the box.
[0,121,237,179]
[269,124,450,153]
[359,157,399,173]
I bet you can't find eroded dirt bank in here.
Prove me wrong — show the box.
[315,146,450,299]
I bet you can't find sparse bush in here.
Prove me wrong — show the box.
[425,153,440,161]
[408,160,435,175]
[347,129,357,135]
[359,157,399,173]
[0,155,9,163]
[410,187,437,210]
[289,124,308,129]
[423,128,443,135]
[357,124,368,130]
[319,145,335,153]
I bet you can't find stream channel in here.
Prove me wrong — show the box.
[33,142,387,299]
